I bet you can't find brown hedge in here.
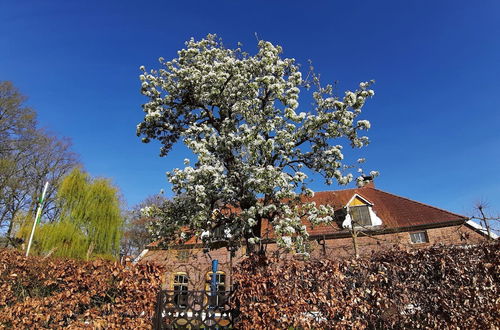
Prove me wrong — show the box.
[1,243,498,329]
[232,242,500,329]
[0,249,164,329]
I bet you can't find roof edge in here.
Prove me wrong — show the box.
[366,187,468,219]
[465,220,499,240]
[147,219,467,250]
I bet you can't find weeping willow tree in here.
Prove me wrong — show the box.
[81,178,123,256]
[32,168,123,259]
[37,221,88,259]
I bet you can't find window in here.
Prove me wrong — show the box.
[176,250,190,262]
[212,225,226,240]
[206,271,226,292]
[410,231,428,244]
[205,271,226,307]
[349,205,372,226]
[173,273,189,307]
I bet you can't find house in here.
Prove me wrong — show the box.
[137,182,492,291]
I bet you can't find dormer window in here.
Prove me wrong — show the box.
[349,205,372,226]
[342,194,383,228]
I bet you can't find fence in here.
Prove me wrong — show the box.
[153,290,238,329]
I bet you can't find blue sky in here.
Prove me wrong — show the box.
[1,0,499,218]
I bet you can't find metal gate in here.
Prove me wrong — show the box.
[153,290,238,329]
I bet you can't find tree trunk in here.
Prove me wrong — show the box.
[86,241,95,260]
[478,207,493,240]
[4,210,18,247]
[44,246,58,259]
[351,227,359,259]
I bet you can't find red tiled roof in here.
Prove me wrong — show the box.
[147,186,467,247]
[146,235,200,248]
[283,186,467,237]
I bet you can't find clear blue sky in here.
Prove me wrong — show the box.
[1,0,499,218]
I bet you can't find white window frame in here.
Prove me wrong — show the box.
[409,231,428,244]
[342,194,383,228]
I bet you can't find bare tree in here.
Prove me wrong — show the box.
[121,194,167,257]
[0,81,37,230]
[0,81,79,245]
[470,200,499,240]
[26,132,79,222]
[0,81,37,155]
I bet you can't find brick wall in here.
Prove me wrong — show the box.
[141,245,248,291]
[305,224,486,259]
[140,223,486,290]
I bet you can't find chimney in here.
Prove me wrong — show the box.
[362,175,375,188]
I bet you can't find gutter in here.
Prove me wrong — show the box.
[465,220,499,240]
[305,218,468,241]
[147,218,469,250]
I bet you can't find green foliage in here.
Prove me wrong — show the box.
[35,168,123,259]
[38,221,88,259]
[83,178,122,255]
[57,166,88,225]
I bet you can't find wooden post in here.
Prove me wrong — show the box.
[351,227,359,259]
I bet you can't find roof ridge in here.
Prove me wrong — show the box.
[314,187,359,194]
[366,187,468,220]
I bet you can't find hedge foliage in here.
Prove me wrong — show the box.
[0,249,164,329]
[233,242,500,329]
[1,243,498,329]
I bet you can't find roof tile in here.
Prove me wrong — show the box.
[147,186,467,246]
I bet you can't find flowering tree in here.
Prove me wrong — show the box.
[137,35,376,252]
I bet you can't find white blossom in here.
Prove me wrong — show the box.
[248,237,260,244]
[136,34,376,252]
[282,236,292,247]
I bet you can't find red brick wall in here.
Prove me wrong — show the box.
[262,224,485,260]
[140,224,486,290]
[140,246,248,291]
